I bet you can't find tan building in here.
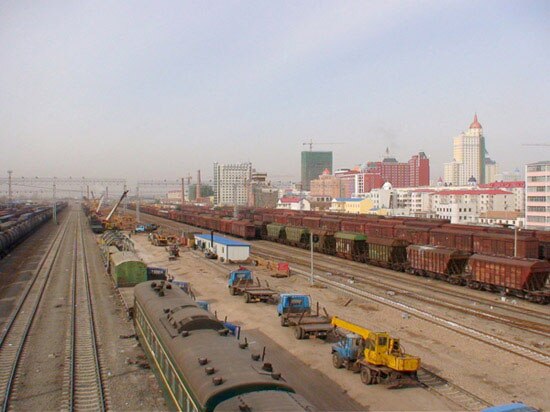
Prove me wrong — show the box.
[444,115,487,185]
[310,168,342,198]
[329,197,374,214]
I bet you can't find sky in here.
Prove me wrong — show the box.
[0,0,549,184]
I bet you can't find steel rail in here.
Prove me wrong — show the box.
[290,265,550,366]
[66,214,107,411]
[0,213,71,411]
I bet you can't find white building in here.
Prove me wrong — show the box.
[194,234,250,262]
[276,196,311,211]
[431,189,513,224]
[480,181,525,212]
[444,115,487,186]
[484,158,499,184]
[525,161,550,230]
[213,162,252,206]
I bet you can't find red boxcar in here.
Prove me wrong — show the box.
[394,225,431,245]
[467,255,550,303]
[364,222,397,238]
[473,233,539,259]
[220,218,233,234]
[274,215,288,224]
[341,220,366,233]
[302,217,321,229]
[320,217,342,232]
[287,215,304,227]
[231,220,257,239]
[429,228,474,254]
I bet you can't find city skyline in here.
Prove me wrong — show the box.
[1,1,549,181]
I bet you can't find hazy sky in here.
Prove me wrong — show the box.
[1,0,549,183]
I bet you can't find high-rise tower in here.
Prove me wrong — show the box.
[444,114,487,185]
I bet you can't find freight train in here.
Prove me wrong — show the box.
[134,281,315,411]
[132,205,550,304]
[0,202,67,259]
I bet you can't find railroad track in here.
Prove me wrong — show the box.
[131,211,550,324]
[62,215,108,411]
[416,368,491,411]
[254,240,550,325]
[190,246,494,411]
[287,264,550,367]
[251,243,550,336]
[0,215,70,411]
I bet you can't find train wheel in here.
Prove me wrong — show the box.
[360,367,373,385]
[332,353,343,369]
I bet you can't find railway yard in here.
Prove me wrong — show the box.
[0,201,548,411]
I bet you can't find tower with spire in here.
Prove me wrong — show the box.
[444,114,488,186]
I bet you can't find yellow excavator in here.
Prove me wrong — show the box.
[330,316,420,385]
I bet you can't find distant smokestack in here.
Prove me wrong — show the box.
[181,177,185,207]
[196,170,201,200]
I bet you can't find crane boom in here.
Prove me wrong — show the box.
[331,316,372,339]
[105,190,129,222]
[302,139,345,151]
[95,194,105,214]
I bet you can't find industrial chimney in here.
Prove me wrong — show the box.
[196,170,201,200]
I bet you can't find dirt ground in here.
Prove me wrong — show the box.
[131,233,471,411]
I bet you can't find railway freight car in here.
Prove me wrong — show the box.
[334,232,367,261]
[473,232,539,259]
[134,281,315,412]
[365,236,409,270]
[0,204,66,259]
[466,255,550,303]
[406,245,471,284]
[109,251,147,287]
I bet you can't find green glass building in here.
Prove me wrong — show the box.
[301,151,333,191]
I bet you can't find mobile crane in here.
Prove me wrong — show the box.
[330,316,420,385]
[102,190,128,230]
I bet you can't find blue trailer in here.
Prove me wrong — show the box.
[228,268,278,303]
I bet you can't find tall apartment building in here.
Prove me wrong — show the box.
[356,151,430,194]
[525,161,550,230]
[444,115,487,186]
[213,162,252,206]
[301,151,333,191]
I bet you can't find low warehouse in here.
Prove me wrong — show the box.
[195,233,250,262]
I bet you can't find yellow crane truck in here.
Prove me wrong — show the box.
[330,316,420,385]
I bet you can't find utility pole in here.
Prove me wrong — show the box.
[7,170,13,204]
[53,177,57,225]
[310,232,314,285]
[123,183,128,212]
[136,185,140,223]
[105,186,109,203]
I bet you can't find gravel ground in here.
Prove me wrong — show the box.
[131,234,460,411]
[81,212,167,411]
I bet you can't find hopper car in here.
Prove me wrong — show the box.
[128,205,550,303]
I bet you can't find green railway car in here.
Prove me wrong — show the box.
[285,226,309,247]
[109,251,147,287]
[266,223,286,242]
[366,236,409,270]
[334,232,367,261]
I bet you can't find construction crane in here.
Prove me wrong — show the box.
[95,194,105,214]
[522,144,550,147]
[330,316,420,385]
[302,139,344,151]
[103,190,129,230]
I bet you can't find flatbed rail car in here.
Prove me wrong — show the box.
[134,281,315,412]
[227,268,278,303]
[277,294,332,340]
